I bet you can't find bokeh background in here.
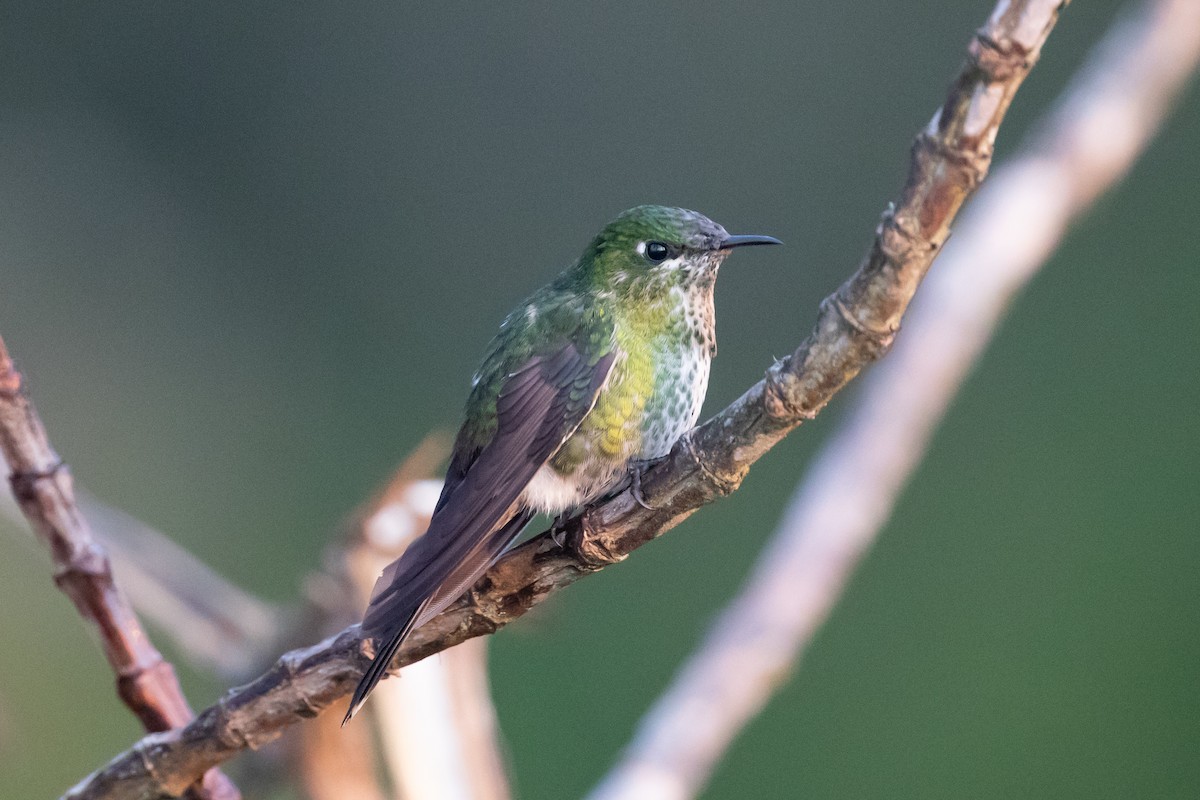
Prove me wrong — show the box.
[2,1,1198,797]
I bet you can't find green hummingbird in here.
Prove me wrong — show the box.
[346,205,780,720]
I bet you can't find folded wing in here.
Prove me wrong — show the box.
[345,339,615,721]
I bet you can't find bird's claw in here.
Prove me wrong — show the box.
[629,460,661,510]
[550,511,571,547]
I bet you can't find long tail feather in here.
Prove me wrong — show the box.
[343,507,535,722]
[343,602,424,724]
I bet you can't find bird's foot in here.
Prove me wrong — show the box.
[628,457,666,510]
[549,510,574,547]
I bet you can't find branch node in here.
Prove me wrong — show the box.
[465,584,507,628]
[917,130,992,194]
[222,710,262,752]
[819,293,898,365]
[134,733,173,788]
[681,433,739,497]
[0,345,21,396]
[970,29,1034,82]
[8,461,66,500]
[763,361,815,422]
[294,692,324,721]
[836,295,896,345]
[53,541,109,584]
[569,511,629,570]
[877,205,943,266]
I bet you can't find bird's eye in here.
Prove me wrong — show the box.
[645,241,671,263]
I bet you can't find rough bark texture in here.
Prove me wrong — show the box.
[64,1,1068,797]
[0,338,241,800]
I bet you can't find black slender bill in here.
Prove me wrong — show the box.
[718,234,783,249]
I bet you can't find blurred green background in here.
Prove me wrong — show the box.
[2,1,1198,797]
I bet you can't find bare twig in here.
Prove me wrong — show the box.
[586,2,1200,798]
[1,480,285,679]
[81,494,286,679]
[0,336,241,800]
[63,2,1068,797]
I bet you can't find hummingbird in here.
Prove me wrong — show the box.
[346,205,780,721]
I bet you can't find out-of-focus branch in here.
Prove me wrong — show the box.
[0,335,241,800]
[81,495,286,679]
[1,481,287,679]
[63,2,1068,797]
[435,638,512,800]
[586,2,1200,798]
[291,434,510,800]
[288,444,444,800]
[357,486,513,800]
[370,634,511,800]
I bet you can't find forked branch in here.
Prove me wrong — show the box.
[65,1,1068,797]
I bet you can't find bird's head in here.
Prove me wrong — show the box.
[575,205,780,298]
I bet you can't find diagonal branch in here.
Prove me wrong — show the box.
[78,493,286,679]
[0,336,241,800]
[1,487,288,680]
[63,1,1068,797]
[586,1,1200,797]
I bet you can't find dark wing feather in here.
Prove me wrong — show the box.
[345,507,534,725]
[345,343,614,721]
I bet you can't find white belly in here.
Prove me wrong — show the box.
[521,464,596,514]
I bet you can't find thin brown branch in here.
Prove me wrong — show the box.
[63,2,1068,797]
[587,1,1200,797]
[0,336,240,800]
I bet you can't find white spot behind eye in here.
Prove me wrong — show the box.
[636,241,647,256]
